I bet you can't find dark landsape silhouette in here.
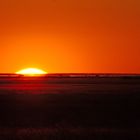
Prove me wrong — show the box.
[0,73,140,139]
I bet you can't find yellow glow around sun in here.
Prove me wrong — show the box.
[16,68,47,76]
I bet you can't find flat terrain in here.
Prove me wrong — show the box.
[0,74,140,139]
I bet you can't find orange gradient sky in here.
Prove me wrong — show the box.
[0,0,140,73]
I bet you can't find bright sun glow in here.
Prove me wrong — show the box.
[16,68,47,76]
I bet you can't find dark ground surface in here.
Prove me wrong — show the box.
[0,75,140,139]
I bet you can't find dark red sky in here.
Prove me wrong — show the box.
[0,0,140,73]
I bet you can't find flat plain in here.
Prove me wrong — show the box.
[0,74,140,139]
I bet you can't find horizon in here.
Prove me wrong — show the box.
[0,73,140,78]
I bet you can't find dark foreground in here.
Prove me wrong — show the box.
[0,74,140,139]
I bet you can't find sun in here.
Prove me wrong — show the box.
[16,68,47,76]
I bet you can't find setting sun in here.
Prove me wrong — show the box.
[16,68,47,76]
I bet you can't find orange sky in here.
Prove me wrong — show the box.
[0,0,140,73]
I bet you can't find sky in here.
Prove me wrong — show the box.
[0,0,140,73]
